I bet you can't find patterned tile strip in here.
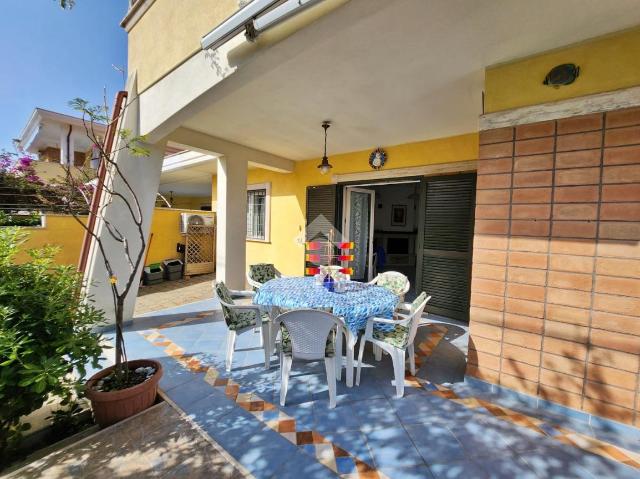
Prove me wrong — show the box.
[406,324,640,471]
[408,377,640,470]
[143,315,640,473]
[139,314,413,479]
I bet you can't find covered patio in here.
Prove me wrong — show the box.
[66,1,640,477]
[23,297,637,479]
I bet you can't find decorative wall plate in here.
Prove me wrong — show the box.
[369,148,387,170]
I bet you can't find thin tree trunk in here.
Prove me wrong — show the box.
[114,297,125,372]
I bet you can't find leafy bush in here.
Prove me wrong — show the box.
[0,228,105,465]
[0,212,42,227]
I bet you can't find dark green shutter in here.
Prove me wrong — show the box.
[305,185,338,273]
[416,174,476,321]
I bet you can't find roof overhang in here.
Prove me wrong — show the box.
[16,108,107,154]
[140,0,640,161]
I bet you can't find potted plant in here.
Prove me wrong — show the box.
[35,96,163,427]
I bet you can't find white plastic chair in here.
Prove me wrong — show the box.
[356,292,431,398]
[246,263,283,290]
[276,309,345,409]
[368,271,412,360]
[368,271,411,301]
[213,281,271,372]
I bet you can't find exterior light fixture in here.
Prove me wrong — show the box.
[318,121,332,175]
[543,63,580,88]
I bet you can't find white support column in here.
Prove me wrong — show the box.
[84,73,166,323]
[216,156,247,289]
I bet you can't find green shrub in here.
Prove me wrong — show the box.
[0,211,42,227]
[0,228,105,466]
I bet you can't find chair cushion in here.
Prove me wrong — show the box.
[280,325,335,357]
[249,263,277,289]
[377,273,409,296]
[373,325,410,349]
[215,281,238,326]
[409,292,428,314]
[216,281,269,330]
[230,310,271,331]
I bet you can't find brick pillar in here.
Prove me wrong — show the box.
[469,106,640,426]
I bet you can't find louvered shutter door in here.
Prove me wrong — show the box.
[417,174,476,321]
[305,185,338,273]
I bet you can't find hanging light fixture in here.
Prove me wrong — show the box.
[317,121,332,175]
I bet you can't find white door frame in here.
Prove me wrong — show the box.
[342,186,376,282]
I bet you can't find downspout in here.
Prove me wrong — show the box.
[66,124,72,165]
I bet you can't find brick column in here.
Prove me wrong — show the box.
[469,106,640,426]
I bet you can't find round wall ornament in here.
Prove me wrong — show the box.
[369,148,387,170]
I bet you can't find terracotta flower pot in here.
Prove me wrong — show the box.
[85,359,163,428]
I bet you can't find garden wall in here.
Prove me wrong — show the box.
[17,208,211,267]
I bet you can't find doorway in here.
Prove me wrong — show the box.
[342,181,421,288]
[306,173,476,321]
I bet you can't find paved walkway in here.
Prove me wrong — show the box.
[7,401,249,479]
[135,273,214,316]
[118,300,640,478]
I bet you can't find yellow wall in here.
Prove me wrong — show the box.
[145,208,213,266]
[32,162,95,182]
[485,27,640,113]
[17,208,211,267]
[18,215,87,265]
[167,195,211,210]
[212,133,479,277]
[126,0,239,92]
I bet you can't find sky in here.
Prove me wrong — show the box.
[0,0,129,152]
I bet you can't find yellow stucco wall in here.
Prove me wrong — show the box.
[166,195,211,210]
[126,0,239,92]
[212,132,479,277]
[485,27,640,113]
[18,215,87,265]
[16,208,210,267]
[145,207,213,266]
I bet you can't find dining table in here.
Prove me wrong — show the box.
[253,276,398,387]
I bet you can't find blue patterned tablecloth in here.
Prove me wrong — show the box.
[253,277,398,334]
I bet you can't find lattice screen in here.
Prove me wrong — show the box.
[185,224,216,276]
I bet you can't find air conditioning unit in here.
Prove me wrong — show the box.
[180,212,215,234]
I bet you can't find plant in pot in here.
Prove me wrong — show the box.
[35,95,163,428]
[0,227,104,467]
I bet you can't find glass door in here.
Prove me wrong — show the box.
[343,187,375,281]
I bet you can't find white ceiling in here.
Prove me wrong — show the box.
[182,0,640,160]
[158,150,260,196]
[159,162,215,196]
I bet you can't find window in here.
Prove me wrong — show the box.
[247,183,270,241]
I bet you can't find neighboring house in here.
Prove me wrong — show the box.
[83,0,640,427]
[15,108,106,181]
[14,107,213,209]
[11,108,217,267]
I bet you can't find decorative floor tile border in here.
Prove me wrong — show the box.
[139,317,447,478]
[139,313,640,476]
[410,380,640,471]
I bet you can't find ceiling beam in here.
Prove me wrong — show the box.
[167,127,295,173]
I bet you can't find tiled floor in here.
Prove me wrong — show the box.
[108,300,640,479]
[135,273,214,316]
[8,402,249,479]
